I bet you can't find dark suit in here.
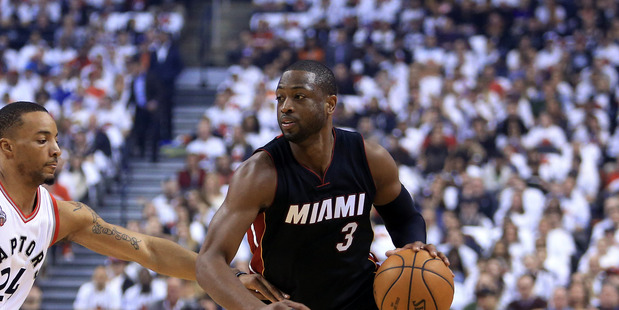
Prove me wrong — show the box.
[127,70,162,162]
[149,41,183,141]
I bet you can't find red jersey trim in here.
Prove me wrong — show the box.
[249,212,266,276]
[295,128,337,186]
[0,181,41,222]
[50,194,60,246]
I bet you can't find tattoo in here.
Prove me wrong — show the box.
[70,201,142,250]
[69,201,99,223]
[92,223,142,250]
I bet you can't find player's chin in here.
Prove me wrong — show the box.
[43,176,56,185]
[283,133,306,144]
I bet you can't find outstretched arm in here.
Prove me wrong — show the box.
[56,200,197,280]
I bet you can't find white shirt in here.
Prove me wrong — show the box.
[185,136,227,170]
[73,282,122,310]
[121,278,167,310]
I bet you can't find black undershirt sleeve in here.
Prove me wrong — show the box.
[374,184,427,247]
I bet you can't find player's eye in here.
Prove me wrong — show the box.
[294,94,305,100]
[37,139,46,144]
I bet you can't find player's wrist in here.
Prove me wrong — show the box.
[235,271,248,277]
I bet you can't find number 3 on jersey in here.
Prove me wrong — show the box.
[336,222,358,252]
[0,267,25,301]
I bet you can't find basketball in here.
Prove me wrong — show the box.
[374,249,454,310]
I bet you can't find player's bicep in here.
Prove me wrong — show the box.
[200,153,276,262]
[364,140,402,205]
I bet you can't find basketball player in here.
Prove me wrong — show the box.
[0,101,289,309]
[196,60,450,309]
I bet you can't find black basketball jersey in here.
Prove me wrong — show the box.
[248,128,379,310]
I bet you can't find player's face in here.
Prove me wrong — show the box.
[10,112,61,186]
[276,70,329,143]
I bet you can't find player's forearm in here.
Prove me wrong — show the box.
[375,184,427,246]
[143,236,198,280]
[196,252,265,310]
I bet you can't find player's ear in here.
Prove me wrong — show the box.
[0,138,13,156]
[325,94,337,115]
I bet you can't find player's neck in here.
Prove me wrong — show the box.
[290,127,334,176]
[0,171,39,215]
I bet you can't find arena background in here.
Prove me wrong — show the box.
[3,0,619,309]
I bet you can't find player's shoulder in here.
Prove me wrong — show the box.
[234,151,277,181]
[226,151,278,208]
[55,200,98,224]
[362,138,391,163]
[54,200,101,241]
[245,150,276,169]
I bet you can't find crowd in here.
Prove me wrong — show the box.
[167,0,618,309]
[0,0,188,306]
[4,0,619,309]
[0,0,185,208]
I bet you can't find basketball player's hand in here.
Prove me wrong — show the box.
[260,299,310,309]
[239,272,290,302]
[386,241,451,268]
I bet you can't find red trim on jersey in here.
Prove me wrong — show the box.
[297,128,336,185]
[50,194,60,246]
[248,212,266,275]
[316,182,331,188]
[0,181,41,222]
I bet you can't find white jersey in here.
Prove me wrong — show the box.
[0,185,59,309]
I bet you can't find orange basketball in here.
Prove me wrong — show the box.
[374,249,454,310]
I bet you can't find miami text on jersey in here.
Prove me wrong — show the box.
[285,193,366,225]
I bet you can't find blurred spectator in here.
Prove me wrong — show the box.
[420,123,457,175]
[150,177,182,230]
[227,126,255,169]
[106,257,135,295]
[204,88,242,137]
[21,284,43,310]
[438,228,479,285]
[214,154,234,186]
[73,265,122,310]
[463,287,500,310]
[148,277,199,310]
[177,152,207,192]
[186,117,227,171]
[149,31,183,141]
[547,286,570,310]
[126,57,162,162]
[58,154,89,202]
[589,196,619,247]
[506,274,547,310]
[567,278,592,309]
[122,268,167,310]
[596,283,619,310]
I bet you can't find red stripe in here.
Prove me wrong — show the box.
[50,194,60,246]
[249,212,266,275]
[0,182,41,222]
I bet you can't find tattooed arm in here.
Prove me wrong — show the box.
[55,200,197,280]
